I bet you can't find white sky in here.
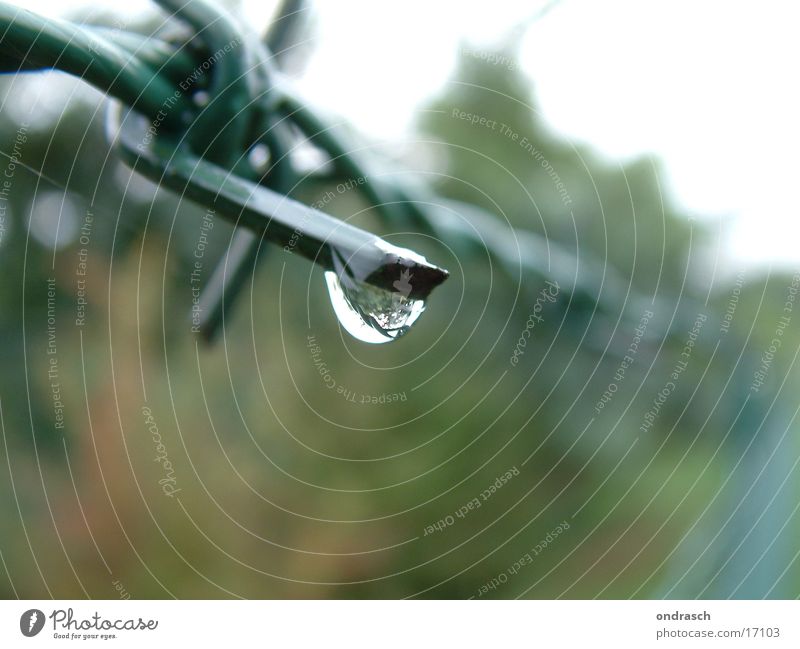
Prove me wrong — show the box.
[20,0,800,268]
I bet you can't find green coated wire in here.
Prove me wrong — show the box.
[0,0,753,342]
[0,2,194,126]
[190,0,298,340]
[0,0,688,333]
[278,93,412,225]
[152,0,252,167]
[0,0,764,340]
[88,26,202,87]
[195,113,296,340]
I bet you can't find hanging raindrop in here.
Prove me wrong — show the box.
[324,244,443,344]
[325,271,426,343]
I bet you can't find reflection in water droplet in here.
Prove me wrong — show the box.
[325,270,426,344]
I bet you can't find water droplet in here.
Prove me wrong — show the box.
[192,90,210,107]
[324,244,436,344]
[248,143,271,174]
[325,270,426,344]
